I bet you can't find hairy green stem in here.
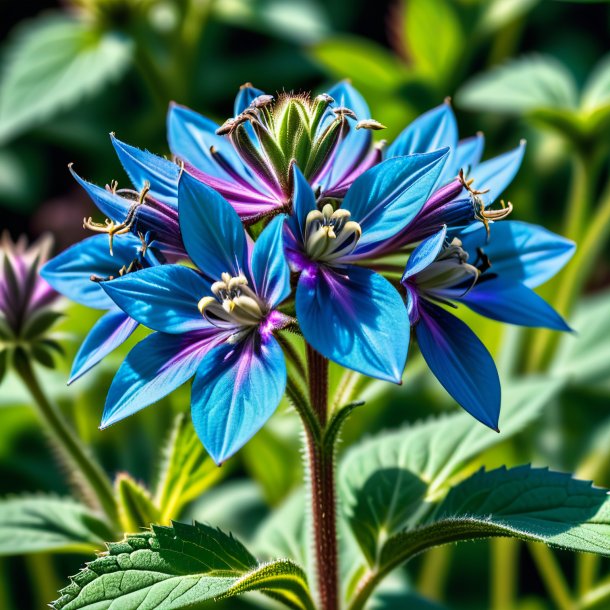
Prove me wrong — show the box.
[14,355,118,525]
[306,345,338,610]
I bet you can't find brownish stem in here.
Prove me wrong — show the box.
[306,345,338,610]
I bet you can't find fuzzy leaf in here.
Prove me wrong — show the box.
[380,466,610,570]
[52,522,314,610]
[0,15,133,143]
[456,55,578,115]
[0,496,113,556]
[340,377,562,564]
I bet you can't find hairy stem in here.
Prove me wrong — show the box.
[14,355,118,525]
[306,345,338,610]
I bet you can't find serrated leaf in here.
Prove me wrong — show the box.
[456,55,579,115]
[380,465,610,571]
[402,0,464,84]
[310,36,410,92]
[340,377,562,564]
[0,496,113,556]
[0,15,133,143]
[155,414,226,522]
[52,522,314,610]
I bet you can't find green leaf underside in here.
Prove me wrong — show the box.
[53,522,314,610]
[340,378,561,563]
[0,15,133,143]
[0,496,113,556]
[380,465,610,570]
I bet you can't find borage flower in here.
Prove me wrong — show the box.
[167,82,381,222]
[99,172,291,464]
[284,148,449,382]
[41,136,183,382]
[401,223,573,428]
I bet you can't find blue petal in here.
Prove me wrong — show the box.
[251,215,290,307]
[234,83,265,116]
[179,171,249,281]
[167,103,252,182]
[101,265,210,333]
[469,141,526,206]
[296,265,409,383]
[191,336,286,464]
[343,149,450,255]
[403,227,447,281]
[111,135,179,207]
[319,81,372,190]
[387,102,458,160]
[40,234,143,309]
[69,309,138,384]
[416,303,500,429]
[454,133,485,173]
[70,166,129,222]
[459,220,575,288]
[461,277,571,331]
[102,331,216,428]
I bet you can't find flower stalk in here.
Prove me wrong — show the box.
[13,352,118,526]
[306,345,338,610]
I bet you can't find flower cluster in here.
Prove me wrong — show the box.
[42,82,574,463]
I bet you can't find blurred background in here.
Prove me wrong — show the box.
[1,0,610,608]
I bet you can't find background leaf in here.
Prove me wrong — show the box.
[0,496,113,556]
[0,15,133,144]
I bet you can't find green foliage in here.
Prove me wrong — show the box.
[340,377,562,565]
[381,465,610,570]
[0,496,113,556]
[0,15,133,144]
[52,522,314,610]
[400,0,464,86]
[154,414,226,522]
[116,474,160,534]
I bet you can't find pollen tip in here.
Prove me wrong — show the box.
[109,131,116,139]
[443,96,452,105]
[519,138,527,146]
[240,82,254,90]
[476,130,484,137]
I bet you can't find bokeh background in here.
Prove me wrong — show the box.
[1,0,610,608]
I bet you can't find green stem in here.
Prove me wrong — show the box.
[305,345,338,610]
[491,538,519,610]
[577,554,599,600]
[14,354,118,526]
[528,543,574,610]
[418,545,452,601]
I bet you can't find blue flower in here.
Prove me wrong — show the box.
[41,135,182,382]
[99,172,291,464]
[401,223,574,428]
[284,147,449,383]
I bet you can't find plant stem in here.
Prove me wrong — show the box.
[491,538,519,610]
[306,345,338,610]
[14,355,118,526]
[528,543,574,610]
[418,545,452,601]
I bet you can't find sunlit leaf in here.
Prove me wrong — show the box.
[340,377,562,564]
[0,496,113,556]
[115,473,160,533]
[0,15,133,144]
[477,0,540,35]
[52,522,314,610]
[582,54,610,112]
[456,55,578,114]
[402,0,464,84]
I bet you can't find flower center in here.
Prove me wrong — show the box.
[415,238,479,300]
[198,273,266,342]
[304,203,362,263]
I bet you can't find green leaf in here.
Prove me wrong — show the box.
[0,15,133,144]
[116,474,160,534]
[553,289,610,389]
[582,54,610,112]
[402,0,464,84]
[456,55,579,115]
[213,0,330,44]
[310,35,410,93]
[154,414,226,522]
[0,496,113,556]
[477,0,540,35]
[52,522,314,610]
[340,377,562,564]
[380,465,610,570]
